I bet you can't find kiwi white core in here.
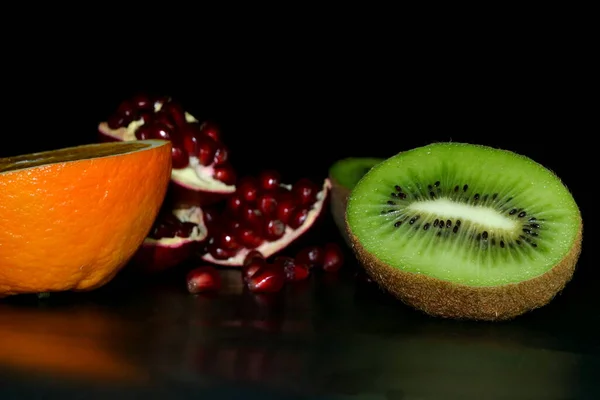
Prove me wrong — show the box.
[347,142,581,287]
[409,199,517,231]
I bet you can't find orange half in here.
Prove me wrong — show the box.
[0,140,172,297]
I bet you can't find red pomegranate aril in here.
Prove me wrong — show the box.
[180,123,203,154]
[293,178,319,206]
[236,226,264,249]
[200,121,220,142]
[240,205,263,228]
[131,94,154,110]
[117,100,136,120]
[238,178,259,203]
[243,250,264,268]
[162,101,187,127]
[275,257,310,282]
[295,245,324,269]
[209,244,237,260]
[259,170,281,191]
[107,114,126,129]
[135,125,152,140]
[150,224,176,239]
[288,207,309,229]
[218,232,241,251]
[264,219,285,241]
[197,137,218,166]
[171,146,189,169]
[174,221,197,238]
[213,145,229,166]
[202,208,220,228]
[153,110,175,128]
[247,265,285,293]
[276,198,297,225]
[257,193,278,216]
[322,243,344,272]
[148,122,173,141]
[139,112,154,124]
[187,266,221,293]
[226,195,244,214]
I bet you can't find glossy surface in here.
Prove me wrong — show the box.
[0,216,598,399]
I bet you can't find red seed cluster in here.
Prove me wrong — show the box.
[107,94,235,185]
[202,173,322,261]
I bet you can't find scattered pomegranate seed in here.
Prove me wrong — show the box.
[259,170,281,191]
[275,257,310,282]
[264,219,285,241]
[213,164,236,185]
[243,250,264,267]
[247,265,285,293]
[322,243,344,272]
[242,250,265,282]
[293,178,319,206]
[295,245,324,269]
[187,266,222,293]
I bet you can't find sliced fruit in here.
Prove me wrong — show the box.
[0,140,172,297]
[128,206,207,273]
[200,176,331,267]
[346,142,583,321]
[328,157,384,246]
[98,94,236,207]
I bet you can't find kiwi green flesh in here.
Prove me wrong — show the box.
[329,157,385,190]
[346,142,581,288]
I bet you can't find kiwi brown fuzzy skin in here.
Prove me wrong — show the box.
[346,215,583,322]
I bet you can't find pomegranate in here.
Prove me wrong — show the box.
[275,256,310,282]
[128,207,208,273]
[246,265,286,293]
[322,243,345,272]
[200,176,331,267]
[186,266,222,293]
[98,94,236,207]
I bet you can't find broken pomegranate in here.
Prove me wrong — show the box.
[322,243,344,272]
[200,175,331,267]
[187,266,222,293]
[128,207,208,273]
[98,94,236,207]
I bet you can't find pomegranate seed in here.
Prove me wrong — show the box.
[218,232,240,250]
[236,225,264,249]
[150,223,176,239]
[213,145,229,166]
[243,250,264,267]
[238,178,259,203]
[187,266,221,293]
[247,265,285,293]
[134,124,152,140]
[153,110,175,128]
[276,198,297,225]
[288,208,309,229]
[200,121,220,142]
[322,243,344,272]
[213,164,236,185]
[107,114,126,129]
[202,208,220,228]
[162,101,187,127]
[197,136,218,166]
[117,100,136,120]
[293,178,319,206]
[295,245,324,269]
[131,94,153,110]
[175,221,197,238]
[226,195,244,214]
[180,123,204,155]
[148,122,173,140]
[240,205,263,229]
[259,170,281,191]
[275,257,310,282]
[256,193,278,216]
[264,219,285,241]
[209,244,237,260]
[139,112,154,124]
[171,146,189,169]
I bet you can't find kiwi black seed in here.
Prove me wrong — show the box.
[345,142,583,321]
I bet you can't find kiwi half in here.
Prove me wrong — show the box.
[328,157,384,246]
[346,142,582,321]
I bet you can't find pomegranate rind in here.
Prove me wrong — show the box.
[128,207,208,273]
[201,179,332,267]
[97,107,236,207]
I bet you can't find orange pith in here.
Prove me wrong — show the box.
[0,140,172,297]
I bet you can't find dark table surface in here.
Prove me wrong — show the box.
[0,213,598,400]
